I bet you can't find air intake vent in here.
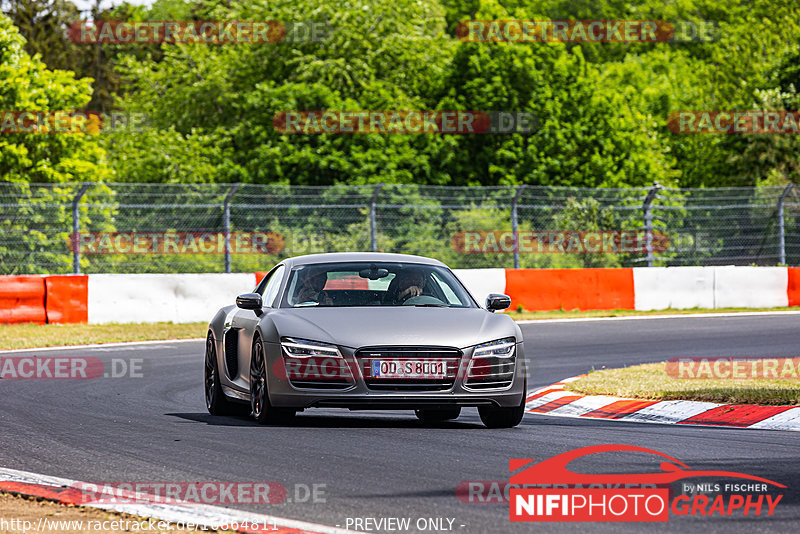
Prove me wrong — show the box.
[224,329,239,378]
[464,357,515,390]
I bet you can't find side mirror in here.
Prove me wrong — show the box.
[486,293,511,312]
[236,293,263,312]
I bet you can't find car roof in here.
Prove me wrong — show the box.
[281,252,447,268]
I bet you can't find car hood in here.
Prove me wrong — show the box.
[266,307,519,349]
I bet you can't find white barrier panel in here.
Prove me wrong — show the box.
[88,274,256,324]
[713,266,788,308]
[452,268,506,307]
[85,267,790,323]
[633,267,715,310]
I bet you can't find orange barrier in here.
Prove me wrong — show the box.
[788,267,800,307]
[505,268,635,311]
[0,275,47,323]
[45,275,88,324]
[325,275,369,290]
[256,272,369,290]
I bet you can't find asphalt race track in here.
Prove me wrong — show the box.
[1,314,799,533]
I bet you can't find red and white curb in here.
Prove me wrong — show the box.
[0,467,363,534]
[525,376,800,431]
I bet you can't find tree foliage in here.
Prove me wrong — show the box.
[3,0,800,188]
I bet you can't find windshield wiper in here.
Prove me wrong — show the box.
[413,303,452,307]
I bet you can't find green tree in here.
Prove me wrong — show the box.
[0,12,109,273]
[0,12,106,183]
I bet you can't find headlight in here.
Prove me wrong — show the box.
[280,337,341,358]
[473,337,516,358]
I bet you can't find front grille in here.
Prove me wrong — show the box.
[464,356,516,390]
[356,346,462,391]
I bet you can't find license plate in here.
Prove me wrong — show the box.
[371,360,448,379]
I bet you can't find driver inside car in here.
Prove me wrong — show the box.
[393,270,425,304]
[296,271,333,305]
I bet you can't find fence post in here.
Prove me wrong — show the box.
[370,184,385,252]
[223,183,241,273]
[71,183,90,274]
[511,185,527,269]
[643,182,661,268]
[778,183,794,265]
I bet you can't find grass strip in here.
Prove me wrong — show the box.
[0,322,206,351]
[566,362,800,405]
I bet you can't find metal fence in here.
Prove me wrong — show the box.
[1,181,798,274]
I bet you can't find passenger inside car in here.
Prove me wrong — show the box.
[296,270,333,305]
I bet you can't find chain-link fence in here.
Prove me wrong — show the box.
[1,181,798,274]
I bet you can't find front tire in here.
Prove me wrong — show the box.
[479,400,525,429]
[479,379,527,429]
[250,334,295,425]
[415,408,461,423]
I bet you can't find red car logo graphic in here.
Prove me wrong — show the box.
[510,444,785,487]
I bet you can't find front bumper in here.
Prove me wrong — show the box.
[263,341,527,409]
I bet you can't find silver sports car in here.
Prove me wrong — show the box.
[204,253,527,428]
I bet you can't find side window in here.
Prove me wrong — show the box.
[432,272,459,305]
[255,266,279,295]
[261,265,286,307]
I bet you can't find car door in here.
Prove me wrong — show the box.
[229,264,286,389]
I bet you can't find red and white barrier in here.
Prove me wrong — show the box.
[507,266,795,312]
[507,267,635,311]
[0,275,87,324]
[0,276,47,324]
[452,268,506,305]
[632,267,714,310]
[87,274,256,324]
[0,266,797,324]
[713,266,788,308]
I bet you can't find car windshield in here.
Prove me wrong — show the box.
[281,262,475,308]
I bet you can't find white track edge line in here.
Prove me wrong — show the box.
[515,310,800,324]
[0,467,363,534]
[0,338,205,354]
